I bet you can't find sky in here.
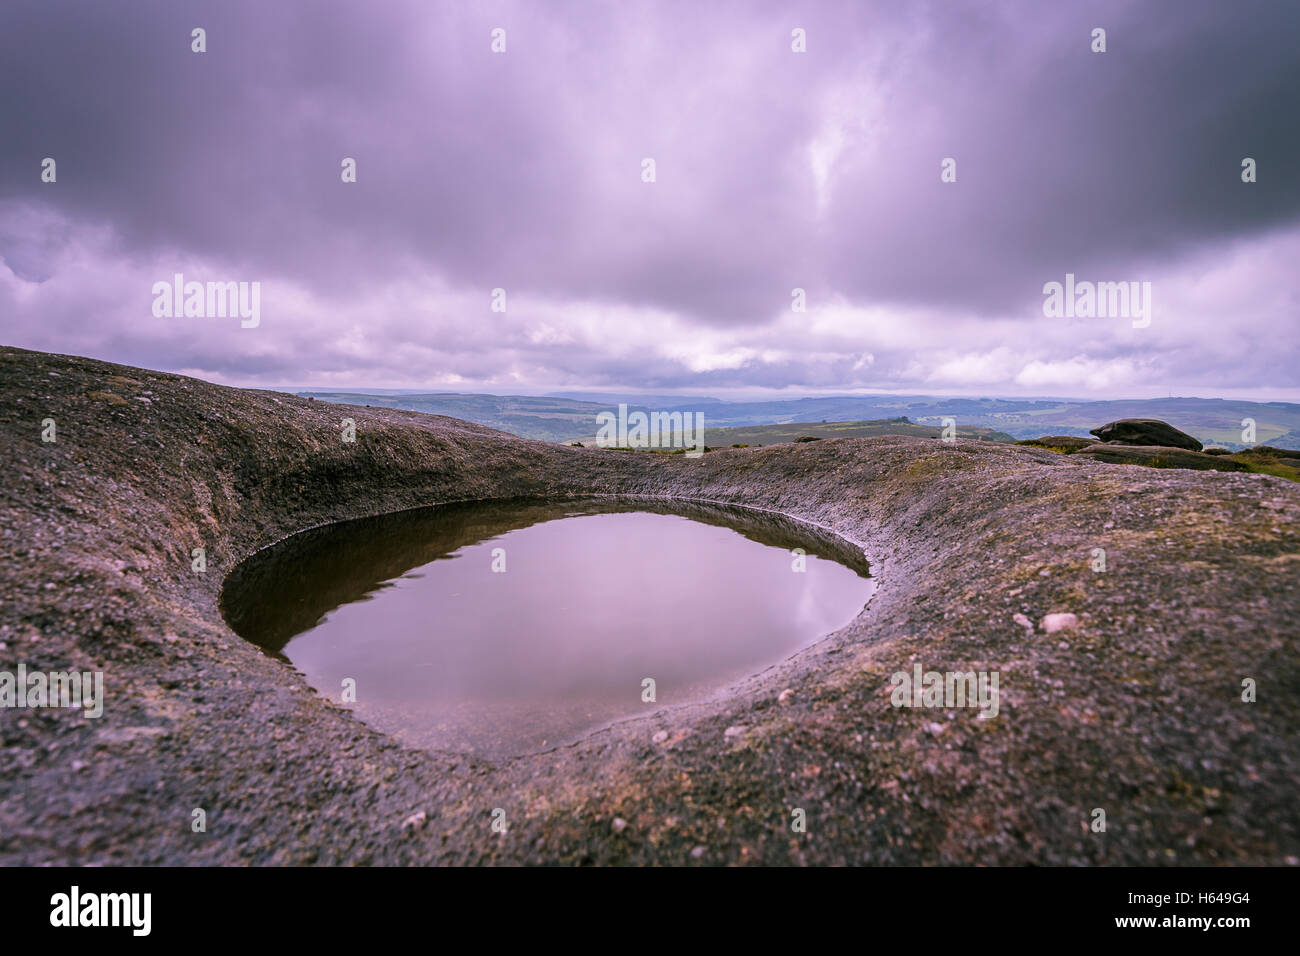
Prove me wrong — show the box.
[1,0,1298,399]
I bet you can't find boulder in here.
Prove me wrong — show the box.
[1089,418,1202,451]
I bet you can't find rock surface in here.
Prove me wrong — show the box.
[1073,443,1248,472]
[2,346,1298,865]
[1015,436,1096,453]
[1090,418,1204,451]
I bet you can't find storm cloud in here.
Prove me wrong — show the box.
[2,0,1297,396]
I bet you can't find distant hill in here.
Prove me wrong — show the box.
[570,417,1016,448]
[298,390,1300,450]
[295,391,609,443]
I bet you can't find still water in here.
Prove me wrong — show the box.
[221,498,874,758]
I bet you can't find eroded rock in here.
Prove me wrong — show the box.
[1073,443,1247,472]
[1089,418,1203,451]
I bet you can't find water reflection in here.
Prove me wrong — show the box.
[221,498,873,758]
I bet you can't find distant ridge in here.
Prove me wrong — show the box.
[299,390,1300,450]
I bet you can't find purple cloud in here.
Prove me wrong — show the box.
[1,0,1297,397]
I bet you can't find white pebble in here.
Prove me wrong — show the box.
[1042,613,1079,634]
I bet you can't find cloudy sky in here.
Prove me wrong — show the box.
[2,0,1298,398]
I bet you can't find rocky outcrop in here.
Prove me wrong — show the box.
[1072,443,1249,472]
[1090,418,1203,451]
[1022,430,1297,480]
[2,346,1298,866]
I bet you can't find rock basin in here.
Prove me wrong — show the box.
[2,345,1298,865]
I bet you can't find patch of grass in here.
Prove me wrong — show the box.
[1225,446,1300,482]
[1240,460,1300,481]
[86,390,129,406]
[903,455,971,480]
[1024,443,1074,454]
